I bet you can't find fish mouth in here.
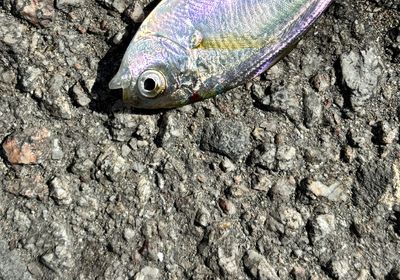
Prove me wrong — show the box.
[109,68,131,90]
[122,87,193,109]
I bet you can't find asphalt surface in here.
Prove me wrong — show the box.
[0,0,399,279]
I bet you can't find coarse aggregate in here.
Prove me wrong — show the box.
[0,0,399,279]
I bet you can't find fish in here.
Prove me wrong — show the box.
[109,0,334,109]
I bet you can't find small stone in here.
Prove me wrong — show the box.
[113,31,124,45]
[72,83,91,107]
[51,139,64,160]
[27,262,43,278]
[218,246,239,276]
[43,75,73,119]
[137,177,152,204]
[303,88,322,128]
[276,145,296,171]
[135,266,160,280]
[123,228,135,241]
[49,176,72,206]
[308,214,335,244]
[12,0,55,27]
[340,47,383,111]
[200,120,251,162]
[279,207,304,234]
[13,210,31,232]
[228,184,249,198]
[243,250,279,280]
[2,137,37,164]
[56,0,83,11]
[356,269,370,280]
[311,72,331,92]
[374,121,398,145]
[341,145,356,163]
[252,175,273,192]
[355,161,392,207]
[218,198,236,215]
[291,266,307,280]
[112,0,127,13]
[306,180,348,202]
[156,114,184,149]
[126,2,145,23]
[251,83,265,100]
[327,259,350,279]
[220,159,236,172]
[195,207,210,227]
[269,177,296,200]
[2,128,51,165]
[121,144,131,157]
[96,146,127,182]
[249,144,276,170]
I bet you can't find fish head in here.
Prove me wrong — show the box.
[109,36,195,109]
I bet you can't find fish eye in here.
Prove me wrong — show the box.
[137,70,166,98]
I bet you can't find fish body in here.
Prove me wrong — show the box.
[110,0,334,109]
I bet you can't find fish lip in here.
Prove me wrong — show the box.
[109,68,131,90]
[123,87,193,109]
[109,75,122,90]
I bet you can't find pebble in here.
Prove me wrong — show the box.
[195,207,211,227]
[243,250,279,280]
[278,207,304,238]
[51,139,64,160]
[220,158,236,172]
[200,120,251,162]
[2,128,51,165]
[291,266,307,280]
[355,161,392,206]
[43,75,73,120]
[55,0,83,11]
[135,266,160,280]
[328,259,350,279]
[276,145,296,171]
[269,177,296,200]
[309,214,335,244]
[49,176,73,205]
[123,228,135,241]
[303,88,322,128]
[374,120,398,145]
[72,83,91,107]
[156,114,184,149]
[127,2,145,23]
[96,146,127,182]
[340,47,383,111]
[306,179,348,202]
[136,177,152,204]
[217,246,239,276]
[12,0,55,27]
[218,198,236,215]
[311,72,331,92]
[249,144,276,170]
[252,175,273,192]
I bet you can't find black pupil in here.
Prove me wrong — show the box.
[144,78,156,91]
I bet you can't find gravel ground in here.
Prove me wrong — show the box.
[0,0,399,279]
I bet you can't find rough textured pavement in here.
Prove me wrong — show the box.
[0,0,399,279]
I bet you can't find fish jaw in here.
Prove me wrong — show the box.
[109,67,131,90]
[122,87,194,109]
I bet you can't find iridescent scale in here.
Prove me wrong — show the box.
[111,0,334,108]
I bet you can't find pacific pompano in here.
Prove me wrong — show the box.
[110,0,334,109]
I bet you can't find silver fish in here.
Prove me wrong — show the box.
[110,0,334,109]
